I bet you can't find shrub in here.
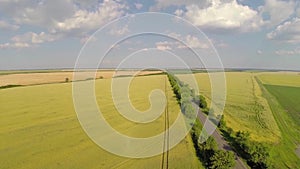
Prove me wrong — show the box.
[198,95,207,109]
[209,150,236,169]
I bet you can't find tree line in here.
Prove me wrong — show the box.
[167,72,273,168]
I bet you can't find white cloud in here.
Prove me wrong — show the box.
[260,0,295,27]
[183,35,209,49]
[72,0,99,8]
[275,48,300,56]
[134,3,143,10]
[0,20,19,30]
[183,0,263,32]
[174,9,184,16]
[257,50,262,55]
[3,0,76,28]
[267,17,300,43]
[150,0,210,11]
[80,35,97,44]
[109,25,129,36]
[0,42,30,49]
[0,0,127,41]
[141,48,149,51]
[156,41,172,51]
[157,34,210,50]
[11,32,61,44]
[52,0,127,35]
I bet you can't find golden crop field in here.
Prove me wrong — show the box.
[0,75,202,169]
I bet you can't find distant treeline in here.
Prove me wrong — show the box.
[0,84,22,89]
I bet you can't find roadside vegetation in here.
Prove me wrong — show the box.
[177,72,300,168]
[177,72,280,143]
[167,73,235,169]
[218,116,273,168]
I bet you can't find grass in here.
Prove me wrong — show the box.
[0,75,202,169]
[264,85,300,126]
[257,79,300,168]
[177,72,281,143]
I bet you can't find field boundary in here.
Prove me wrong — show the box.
[161,77,169,169]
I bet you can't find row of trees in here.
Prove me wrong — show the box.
[219,116,273,168]
[167,73,235,169]
[191,119,236,169]
[167,73,196,119]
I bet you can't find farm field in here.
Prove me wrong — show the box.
[0,74,202,169]
[264,85,300,126]
[260,83,300,168]
[258,72,300,87]
[177,72,281,143]
[0,70,162,87]
[178,72,300,168]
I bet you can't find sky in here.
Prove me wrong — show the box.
[0,0,299,70]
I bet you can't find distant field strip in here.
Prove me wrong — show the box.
[0,75,202,169]
[0,70,162,87]
[258,72,300,87]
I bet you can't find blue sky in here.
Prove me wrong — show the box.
[0,0,299,70]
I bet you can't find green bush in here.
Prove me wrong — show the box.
[209,150,235,169]
[198,95,207,109]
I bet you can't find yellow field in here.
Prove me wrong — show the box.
[178,72,281,143]
[0,75,202,169]
[257,72,300,87]
[0,70,162,86]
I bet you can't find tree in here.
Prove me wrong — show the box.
[198,136,218,162]
[191,119,202,142]
[227,127,234,137]
[203,136,218,151]
[218,115,226,129]
[209,150,236,169]
[202,108,210,115]
[247,142,270,168]
[183,103,195,119]
[198,95,207,109]
[235,131,250,150]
